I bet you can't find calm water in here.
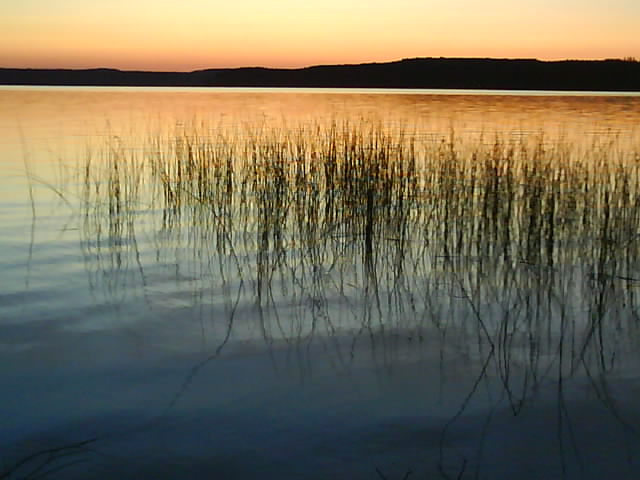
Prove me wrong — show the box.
[2,86,640,479]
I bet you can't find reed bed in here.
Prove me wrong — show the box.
[73,118,640,393]
[78,120,640,269]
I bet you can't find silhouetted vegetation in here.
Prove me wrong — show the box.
[2,57,640,91]
[75,119,640,374]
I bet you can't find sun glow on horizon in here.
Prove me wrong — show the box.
[2,0,639,71]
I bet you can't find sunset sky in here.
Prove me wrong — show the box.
[2,0,639,71]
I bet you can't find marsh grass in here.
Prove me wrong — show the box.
[9,117,631,479]
[71,118,640,384]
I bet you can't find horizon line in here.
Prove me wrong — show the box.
[2,55,638,74]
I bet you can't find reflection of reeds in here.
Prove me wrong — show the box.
[73,119,640,379]
[0,114,604,480]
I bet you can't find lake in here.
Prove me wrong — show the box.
[2,86,640,479]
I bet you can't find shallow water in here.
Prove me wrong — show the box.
[2,86,640,479]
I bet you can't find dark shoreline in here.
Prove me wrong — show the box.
[2,57,640,91]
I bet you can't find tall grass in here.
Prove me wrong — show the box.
[73,118,640,383]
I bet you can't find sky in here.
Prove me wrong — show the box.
[2,0,639,71]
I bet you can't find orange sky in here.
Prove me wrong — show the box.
[2,0,639,71]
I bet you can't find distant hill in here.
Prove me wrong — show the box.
[1,58,640,91]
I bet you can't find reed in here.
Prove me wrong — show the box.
[72,118,640,386]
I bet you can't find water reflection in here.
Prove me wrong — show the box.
[53,118,640,478]
[4,88,640,478]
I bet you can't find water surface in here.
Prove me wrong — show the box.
[2,87,640,479]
